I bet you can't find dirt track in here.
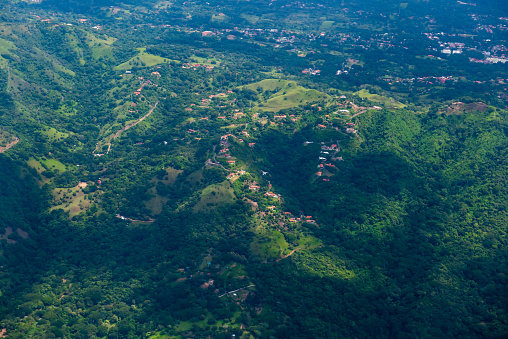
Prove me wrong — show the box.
[0,137,19,153]
[114,101,159,140]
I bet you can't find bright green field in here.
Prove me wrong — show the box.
[86,32,116,60]
[250,229,289,261]
[319,20,335,30]
[41,127,69,141]
[354,89,406,108]
[193,181,236,213]
[114,48,178,70]
[27,157,67,177]
[42,159,67,172]
[243,79,330,112]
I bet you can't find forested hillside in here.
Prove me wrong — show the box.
[0,0,506,338]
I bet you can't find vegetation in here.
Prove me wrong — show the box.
[0,0,507,338]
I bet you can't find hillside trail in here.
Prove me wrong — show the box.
[276,248,301,262]
[0,137,19,153]
[93,102,159,155]
[114,101,159,140]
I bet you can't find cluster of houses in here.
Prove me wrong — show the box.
[302,68,321,75]
[424,26,508,64]
[182,63,215,70]
[381,75,456,86]
[264,192,279,199]
[314,142,342,177]
[288,215,316,225]
[227,170,245,180]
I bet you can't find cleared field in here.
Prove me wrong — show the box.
[319,20,335,30]
[65,31,86,65]
[42,159,67,172]
[243,79,330,112]
[154,0,173,9]
[114,48,178,70]
[41,127,69,141]
[212,14,228,22]
[86,32,116,60]
[354,89,405,108]
[28,157,67,176]
[145,167,182,214]
[0,37,18,68]
[250,229,289,261]
[193,181,236,213]
[190,55,222,66]
[51,184,91,217]
[27,158,45,174]
[241,14,260,24]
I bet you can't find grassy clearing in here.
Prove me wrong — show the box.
[243,79,330,112]
[190,55,222,66]
[0,37,17,68]
[241,14,260,24]
[145,167,182,214]
[211,14,228,22]
[54,63,75,76]
[65,31,85,65]
[41,127,69,141]
[0,38,16,52]
[86,32,116,60]
[186,168,203,185]
[250,227,289,261]
[355,89,405,108]
[154,0,173,9]
[27,158,45,175]
[144,195,168,215]
[51,185,91,217]
[42,158,67,172]
[28,157,67,179]
[220,262,247,280]
[319,20,335,30]
[114,48,178,71]
[0,24,15,38]
[161,167,182,184]
[193,181,236,213]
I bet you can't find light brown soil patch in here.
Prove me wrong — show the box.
[276,248,301,262]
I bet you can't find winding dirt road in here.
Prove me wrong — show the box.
[276,248,301,262]
[114,101,159,140]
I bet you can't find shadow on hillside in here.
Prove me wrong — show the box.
[245,130,508,338]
